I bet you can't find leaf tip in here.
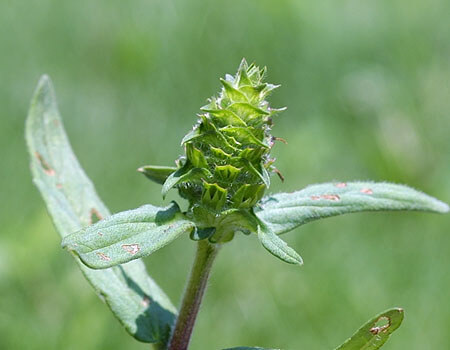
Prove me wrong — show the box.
[38,74,51,85]
[34,75,53,97]
[435,200,449,214]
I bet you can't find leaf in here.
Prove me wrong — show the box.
[162,164,211,198]
[201,108,247,127]
[220,126,268,148]
[335,308,404,350]
[26,75,176,344]
[138,165,177,185]
[62,202,195,269]
[256,181,449,235]
[220,78,248,102]
[257,222,303,265]
[190,227,216,241]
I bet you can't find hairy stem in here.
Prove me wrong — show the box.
[167,240,219,350]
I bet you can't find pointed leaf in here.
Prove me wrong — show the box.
[26,76,176,344]
[186,143,209,168]
[62,202,195,269]
[220,126,268,148]
[335,308,404,350]
[162,165,211,198]
[256,182,449,235]
[258,223,303,265]
[244,160,270,188]
[220,78,248,102]
[138,165,177,185]
[201,108,247,127]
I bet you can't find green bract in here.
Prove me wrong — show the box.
[26,60,449,350]
[144,59,284,243]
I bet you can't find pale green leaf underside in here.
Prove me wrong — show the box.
[257,224,303,265]
[256,182,449,235]
[63,202,195,269]
[335,308,404,350]
[26,76,176,344]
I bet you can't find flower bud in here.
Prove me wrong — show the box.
[150,59,286,242]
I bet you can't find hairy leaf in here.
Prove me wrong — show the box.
[335,308,404,350]
[26,76,176,344]
[63,202,195,269]
[258,223,303,265]
[256,182,449,235]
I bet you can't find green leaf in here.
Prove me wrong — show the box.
[201,108,247,127]
[220,78,248,102]
[186,143,209,168]
[220,126,268,148]
[190,227,216,241]
[138,165,177,185]
[256,181,449,235]
[257,222,303,265]
[335,308,404,350]
[62,202,195,269]
[26,76,176,344]
[162,164,211,198]
[209,209,259,243]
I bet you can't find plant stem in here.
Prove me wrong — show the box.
[167,240,219,350]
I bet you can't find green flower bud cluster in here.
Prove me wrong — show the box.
[140,59,285,242]
[170,60,283,206]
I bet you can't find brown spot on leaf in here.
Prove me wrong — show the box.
[34,151,55,176]
[141,296,151,308]
[311,194,340,201]
[97,232,103,237]
[321,194,340,201]
[361,188,373,195]
[96,252,111,261]
[336,182,347,188]
[89,208,103,225]
[56,183,63,189]
[369,316,390,335]
[122,244,140,255]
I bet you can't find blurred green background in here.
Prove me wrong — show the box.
[1,0,449,349]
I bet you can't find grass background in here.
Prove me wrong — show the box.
[1,0,449,349]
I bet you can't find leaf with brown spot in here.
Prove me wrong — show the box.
[334,308,404,350]
[26,76,176,345]
[122,244,140,255]
[34,151,56,176]
[63,202,196,269]
[256,181,449,235]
